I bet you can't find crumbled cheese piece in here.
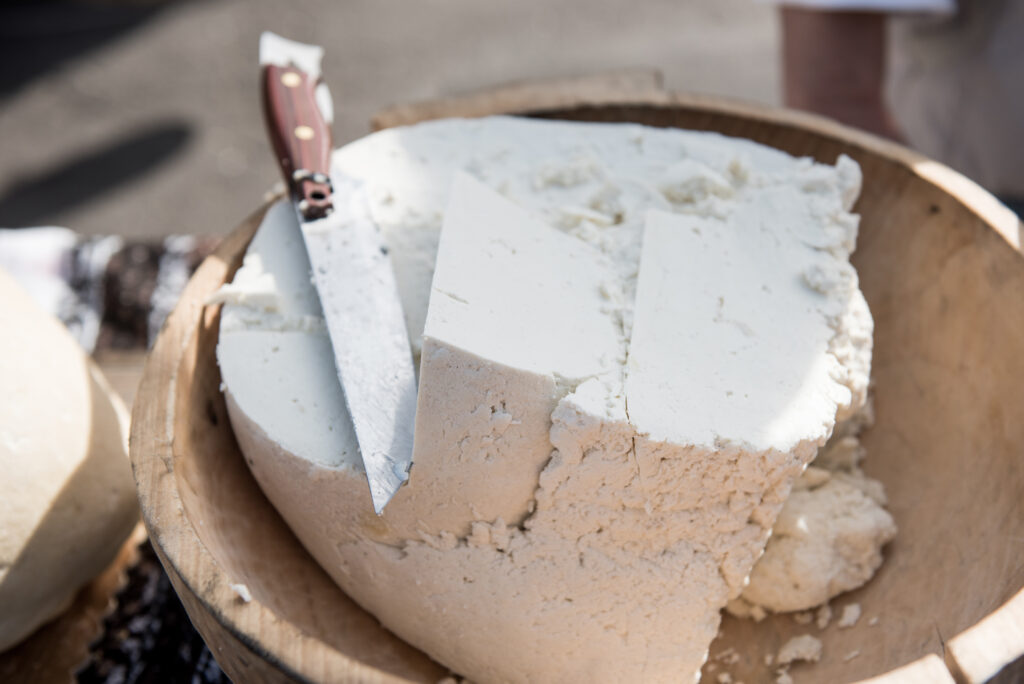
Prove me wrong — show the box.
[229,583,252,603]
[716,673,733,684]
[793,465,832,491]
[776,671,794,684]
[738,403,896,614]
[725,597,767,621]
[814,435,864,471]
[729,401,895,619]
[739,470,896,612]
[844,650,861,662]
[816,603,832,630]
[207,274,279,310]
[777,635,823,665]
[838,603,862,628]
[868,616,880,627]
[658,158,734,209]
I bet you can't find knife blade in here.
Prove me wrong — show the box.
[259,32,415,514]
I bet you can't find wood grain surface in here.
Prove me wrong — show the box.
[130,87,1024,683]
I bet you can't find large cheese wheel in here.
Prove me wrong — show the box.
[217,117,876,683]
[0,269,139,652]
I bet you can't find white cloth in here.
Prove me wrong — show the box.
[0,228,121,352]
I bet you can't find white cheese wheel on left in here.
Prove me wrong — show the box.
[0,269,139,652]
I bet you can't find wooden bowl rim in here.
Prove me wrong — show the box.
[129,93,1024,684]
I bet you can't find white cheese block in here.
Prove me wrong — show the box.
[217,116,875,683]
[409,173,623,533]
[0,270,139,651]
[628,207,850,452]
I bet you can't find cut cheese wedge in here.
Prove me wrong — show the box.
[217,116,873,684]
[408,173,622,534]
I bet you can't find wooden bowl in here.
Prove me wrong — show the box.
[130,92,1024,683]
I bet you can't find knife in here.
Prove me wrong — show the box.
[259,32,415,514]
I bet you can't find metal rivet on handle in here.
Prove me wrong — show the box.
[294,125,315,140]
[280,71,302,87]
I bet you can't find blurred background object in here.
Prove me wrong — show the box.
[0,0,777,241]
[4,1,1020,239]
[774,0,1024,212]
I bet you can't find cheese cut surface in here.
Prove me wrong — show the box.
[426,172,621,382]
[216,116,879,683]
[409,173,623,533]
[628,208,850,452]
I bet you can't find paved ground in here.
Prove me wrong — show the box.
[0,0,778,240]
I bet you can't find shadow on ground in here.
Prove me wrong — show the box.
[0,121,193,228]
[0,1,177,98]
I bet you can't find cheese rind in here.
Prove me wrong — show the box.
[217,116,876,683]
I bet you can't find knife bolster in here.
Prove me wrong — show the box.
[262,64,334,220]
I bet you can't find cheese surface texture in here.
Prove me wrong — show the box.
[217,117,874,683]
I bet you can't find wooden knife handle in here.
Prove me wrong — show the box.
[262,64,333,220]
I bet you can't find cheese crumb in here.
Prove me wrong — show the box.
[724,597,767,621]
[793,465,832,490]
[844,650,861,662]
[815,603,832,630]
[868,616,880,627]
[229,583,252,603]
[776,671,794,684]
[738,419,896,614]
[716,673,733,684]
[777,635,823,665]
[838,603,862,628]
